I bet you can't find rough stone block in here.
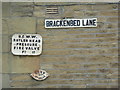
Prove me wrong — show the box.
[42,50,70,55]
[73,85,86,88]
[36,18,45,31]
[83,64,107,69]
[0,54,2,73]
[2,53,11,73]
[99,11,118,16]
[94,42,117,48]
[72,5,92,10]
[11,55,40,73]
[81,37,117,43]
[9,2,33,17]
[34,2,76,5]
[84,11,98,16]
[10,74,32,81]
[11,81,40,87]
[105,23,118,29]
[92,4,118,10]
[2,2,10,17]
[33,6,45,17]
[86,55,118,63]
[107,17,118,22]
[96,33,117,37]
[62,6,74,18]
[2,74,10,88]
[2,18,9,34]
[74,11,84,18]
[67,56,86,63]
[11,2,33,6]
[5,17,36,34]
[0,35,2,53]
[2,35,10,53]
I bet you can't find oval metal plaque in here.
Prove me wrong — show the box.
[30,69,49,81]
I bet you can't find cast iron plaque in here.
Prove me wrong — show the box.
[11,34,42,55]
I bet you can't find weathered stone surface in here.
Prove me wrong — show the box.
[33,6,45,17]
[107,17,118,22]
[84,11,98,16]
[62,6,74,17]
[2,35,10,53]
[4,17,36,34]
[92,4,118,10]
[34,2,78,5]
[2,74,10,88]
[11,56,40,73]
[10,2,33,6]
[99,11,118,16]
[0,54,2,73]
[72,5,92,10]
[2,19,9,34]
[2,53,11,73]
[10,74,32,81]
[105,23,118,29]
[1,2,119,88]
[36,18,45,30]
[0,35,2,53]
[2,2,11,17]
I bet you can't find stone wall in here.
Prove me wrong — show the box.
[2,2,119,88]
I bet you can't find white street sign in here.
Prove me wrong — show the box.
[45,18,97,28]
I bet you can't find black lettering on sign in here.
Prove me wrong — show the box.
[23,39,25,42]
[93,19,96,26]
[35,43,37,46]
[33,43,34,46]
[19,47,21,50]
[30,43,32,46]
[22,35,24,38]
[34,47,37,50]
[32,51,35,54]
[29,47,31,50]
[18,35,21,38]
[22,51,26,53]
[46,21,52,27]
[32,36,36,38]
[82,19,97,26]
[35,40,38,42]
[38,40,40,43]
[26,35,30,38]
[25,47,28,50]
[27,43,29,46]
[77,20,80,26]
[37,47,39,50]
[14,46,16,49]
[12,34,42,55]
